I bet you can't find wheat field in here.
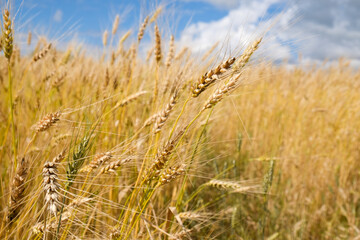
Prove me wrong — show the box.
[0,5,359,240]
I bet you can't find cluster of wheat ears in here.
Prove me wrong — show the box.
[1,4,360,240]
[0,6,269,239]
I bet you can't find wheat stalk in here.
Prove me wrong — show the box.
[174,47,188,61]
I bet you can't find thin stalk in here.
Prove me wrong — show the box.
[176,108,213,209]
[168,96,190,140]
[8,63,17,167]
[124,184,159,240]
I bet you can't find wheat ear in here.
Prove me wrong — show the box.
[142,114,158,128]
[36,111,61,132]
[154,25,162,64]
[116,91,147,108]
[80,152,112,173]
[52,149,67,164]
[43,162,60,215]
[27,31,32,46]
[2,9,13,60]
[33,43,52,62]
[233,37,262,71]
[7,157,28,223]
[99,158,131,174]
[202,73,242,110]
[154,89,179,133]
[206,179,259,193]
[112,15,120,35]
[103,30,108,47]
[192,57,236,97]
[148,129,185,174]
[137,16,149,43]
[165,35,175,68]
[150,6,163,23]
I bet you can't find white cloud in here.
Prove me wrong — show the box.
[179,0,360,65]
[53,9,63,23]
[179,0,287,60]
[182,0,241,9]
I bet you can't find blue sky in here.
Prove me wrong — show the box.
[9,0,360,66]
[14,0,229,46]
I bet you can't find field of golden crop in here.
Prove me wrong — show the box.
[0,6,359,240]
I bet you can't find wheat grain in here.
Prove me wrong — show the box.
[159,164,185,185]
